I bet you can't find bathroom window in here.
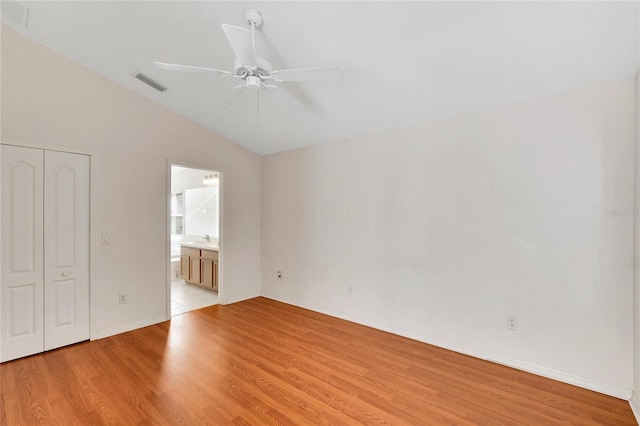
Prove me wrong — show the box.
[170,192,184,235]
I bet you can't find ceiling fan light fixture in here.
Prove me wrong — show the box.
[246,76,261,88]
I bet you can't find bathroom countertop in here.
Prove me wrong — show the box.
[180,241,219,251]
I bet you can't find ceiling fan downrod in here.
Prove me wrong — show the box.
[244,9,263,54]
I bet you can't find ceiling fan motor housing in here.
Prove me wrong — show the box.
[233,57,273,78]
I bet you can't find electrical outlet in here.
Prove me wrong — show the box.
[119,293,127,304]
[507,315,517,330]
[276,270,282,279]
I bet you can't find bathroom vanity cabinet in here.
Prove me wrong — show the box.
[180,246,218,292]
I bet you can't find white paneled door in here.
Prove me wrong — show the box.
[0,146,45,361]
[43,150,90,351]
[1,145,90,362]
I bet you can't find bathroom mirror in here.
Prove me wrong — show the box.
[183,186,219,238]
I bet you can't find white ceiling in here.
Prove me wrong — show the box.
[2,1,638,155]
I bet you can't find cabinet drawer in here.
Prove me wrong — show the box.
[201,249,218,260]
[181,247,200,257]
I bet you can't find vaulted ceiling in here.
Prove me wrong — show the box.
[2,1,638,155]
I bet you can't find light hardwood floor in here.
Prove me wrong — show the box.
[1,297,635,425]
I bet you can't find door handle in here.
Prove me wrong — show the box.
[61,270,70,277]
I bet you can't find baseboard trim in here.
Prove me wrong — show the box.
[630,392,640,423]
[224,290,261,305]
[261,293,632,400]
[91,289,262,340]
[92,315,168,340]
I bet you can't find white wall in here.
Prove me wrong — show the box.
[262,77,636,397]
[1,25,262,338]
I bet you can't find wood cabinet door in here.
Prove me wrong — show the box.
[180,256,189,280]
[201,259,213,288]
[212,260,218,292]
[190,257,201,284]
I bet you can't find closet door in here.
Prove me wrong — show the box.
[43,150,90,351]
[0,145,45,362]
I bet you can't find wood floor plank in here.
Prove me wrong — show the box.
[0,388,7,426]
[1,297,635,425]
[427,353,634,423]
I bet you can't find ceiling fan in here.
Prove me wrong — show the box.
[153,9,340,109]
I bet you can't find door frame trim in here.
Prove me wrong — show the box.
[165,159,225,320]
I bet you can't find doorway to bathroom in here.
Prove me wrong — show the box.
[169,164,221,316]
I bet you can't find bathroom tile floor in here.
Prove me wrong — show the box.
[171,279,219,316]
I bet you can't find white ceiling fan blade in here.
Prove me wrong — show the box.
[216,84,247,108]
[153,62,231,76]
[272,67,340,82]
[221,24,256,67]
[263,84,303,107]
